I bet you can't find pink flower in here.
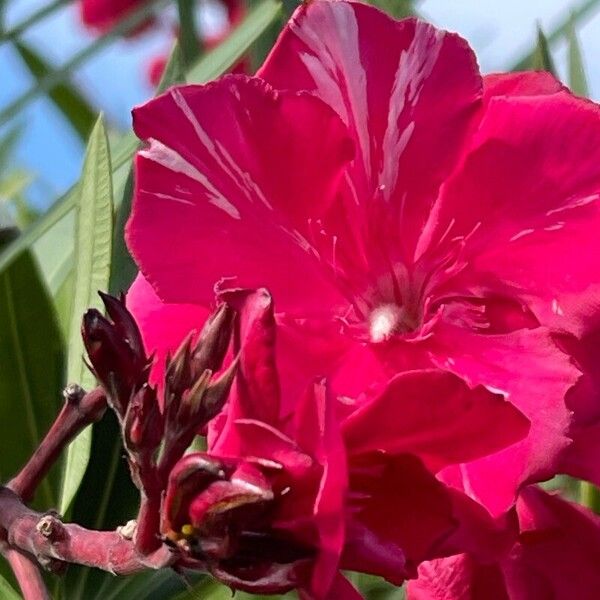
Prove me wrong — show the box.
[126,0,600,519]
[158,288,528,597]
[80,0,146,31]
[408,486,600,599]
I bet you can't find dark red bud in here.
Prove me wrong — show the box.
[192,303,235,373]
[123,383,163,453]
[99,292,146,367]
[82,310,134,415]
[165,334,195,406]
[198,357,238,422]
[81,294,150,417]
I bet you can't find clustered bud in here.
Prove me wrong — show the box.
[82,292,150,418]
[158,304,237,480]
[82,293,238,555]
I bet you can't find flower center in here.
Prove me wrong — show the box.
[368,304,405,343]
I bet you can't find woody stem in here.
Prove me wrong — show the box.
[0,487,173,575]
[1,546,50,600]
[8,386,107,503]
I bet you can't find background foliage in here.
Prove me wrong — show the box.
[1,0,599,598]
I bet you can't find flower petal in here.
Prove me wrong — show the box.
[408,554,509,600]
[126,273,209,386]
[427,324,579,516]
[342,369,529,471]
[127,75,352,314]
[507,487,600,597]
[218,287,281,425]
[482,71,563,99]
[294,381,348,599]
[260,0,481,271]
[424,91,600,336]
[346,452,454,581]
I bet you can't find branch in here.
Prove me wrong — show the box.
[1,546,50,600]
[8,386,107,503]
[0,487,173,575]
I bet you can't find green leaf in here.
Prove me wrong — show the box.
[53,267,74,339]
[0,170,33,203]
[0,187,77,275]
[168,578,294,600]
[0,228,64,508]
[177,0,201,66]
[0,0,71,43]
[157,41,187,94]
[567,15,589,96]
[110,43,186,297]
[0,573,21,600]
[169,578,228,600]
[531,25,557,75]
[368,0,415,18]
[0,125,22,169]
[511,0,600,72]
[0,0,173,125]
[59,116,114,514]
[188,0,282,83]
[349,573,406,600]
[14,41,96,141]
[91,570,192,600]
[581,482,600,513]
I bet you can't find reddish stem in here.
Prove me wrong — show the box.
[135,491,163,555]
[0,487,173,575]
[2,546,50,600]
[8,386,107,503]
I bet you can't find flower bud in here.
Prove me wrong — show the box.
[192,303,236,374]
[81,293,150,417]
[123,383,163,454]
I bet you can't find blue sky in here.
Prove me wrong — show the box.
[2,0,599,209]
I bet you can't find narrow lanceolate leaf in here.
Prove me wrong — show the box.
[14,41,96,142]
[567,15,589,96]
[0,0,172,125]
[369,0,415,19]
[169,578,295,600]
[0,573,21,600]
[176,0,201,66]
[0,126,22,169]
[157,41,186,94]
[0,229,64,508]
[532,25,557,76]
[59,116,113,514]
[188,0,282,83]
[511,0,600,72]
[580,481,600,514]
[110,43,186,297]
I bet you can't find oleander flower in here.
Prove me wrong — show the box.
[158,288,528,597]
[126,0,600,519]
[408,486,600,599]
[80,0,146,31]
